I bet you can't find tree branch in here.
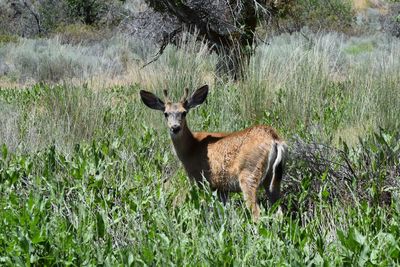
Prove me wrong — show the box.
[22,0,42,34]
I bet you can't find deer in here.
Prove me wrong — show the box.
[140,85,287,221]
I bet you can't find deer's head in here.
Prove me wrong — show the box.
[140,85,209,136]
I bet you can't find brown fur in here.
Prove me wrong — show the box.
[140,85,287,221]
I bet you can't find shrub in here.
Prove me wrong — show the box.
[4,37,130,83]
[38,0,71,33]
[284,129,400,216]
[53,23,107,45]
[0,35,19,44]
[66,0,107,25]
[384,3,400,37]
[64,0,125,26]
[271,0,355,33]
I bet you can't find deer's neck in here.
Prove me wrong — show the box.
[170,122,196,160]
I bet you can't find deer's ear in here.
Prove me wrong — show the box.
[186,85,208,109]
[140,90,165,111]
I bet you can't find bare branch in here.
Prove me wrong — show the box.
[22,0,42,34]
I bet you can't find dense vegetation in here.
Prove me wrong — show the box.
[1,30,400,265]
[0,0,400,265]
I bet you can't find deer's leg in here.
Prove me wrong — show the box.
[217,190,229,205]
[262,172,281,207]
[267,159,283,206]
[239,170,260,222]
[262,167,274,207]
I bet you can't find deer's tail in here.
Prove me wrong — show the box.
[263,141,287,204]
[269,142,287,193]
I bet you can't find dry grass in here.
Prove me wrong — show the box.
[353,0,371,10]
[352,0,389,14]
[333,124,371,146]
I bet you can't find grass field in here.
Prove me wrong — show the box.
[0,31,399,265]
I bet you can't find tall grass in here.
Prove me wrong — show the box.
[1,31,398,140]
[242,32,400,141]
[1,31,399,148]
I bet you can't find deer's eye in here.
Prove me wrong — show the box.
[164,112,168,118]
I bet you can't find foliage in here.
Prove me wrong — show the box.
[37,0,70,33]
[54,23,107,45]
[0,0,125,37]
[271,0,354,33]
[65,0,106,25]
[63,0,125,26]
[344,41,374,55]
[0,35,19,44]
[385,3,400,37]
[285,129,399,215]
[0,83,399,264]
[0,29,399,265]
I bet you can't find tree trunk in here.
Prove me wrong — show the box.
[23,1,42,34]
[145,0,261,80]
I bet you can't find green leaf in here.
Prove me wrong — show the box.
[96,211,105,238]
[1,144,7,159]
[322,188,329,200]
[348,227,365,248]
[128,252,134,266]
[143,246,154,264]
[259,227,270,238]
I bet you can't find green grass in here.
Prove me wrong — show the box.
[0,31,399,265]
[344,41,374,55]
[0,121,398,265]
[0,34,18,44]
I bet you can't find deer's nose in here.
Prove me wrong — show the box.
[171,125,181,134]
